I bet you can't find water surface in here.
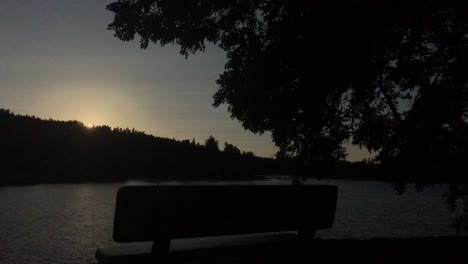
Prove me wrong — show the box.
[0,179,464,263]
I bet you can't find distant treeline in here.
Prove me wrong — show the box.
[2,108,465,186]
[0,109,290,185]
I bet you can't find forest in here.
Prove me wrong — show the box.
[0,108,288,185]
[1,108,465,186]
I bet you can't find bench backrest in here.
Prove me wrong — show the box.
[113,185,338,243]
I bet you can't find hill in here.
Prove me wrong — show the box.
[0,109,288,185]
[2,108,465,186]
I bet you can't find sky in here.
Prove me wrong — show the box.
[0,0,372,161]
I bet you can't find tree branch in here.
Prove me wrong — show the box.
[379,82,402,125]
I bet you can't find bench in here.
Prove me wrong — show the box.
[95,184,338,263]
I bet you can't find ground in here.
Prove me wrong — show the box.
[95,236,468,264]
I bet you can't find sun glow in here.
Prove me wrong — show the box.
[86,123,94,128]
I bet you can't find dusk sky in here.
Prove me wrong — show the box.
[1,0,371,161]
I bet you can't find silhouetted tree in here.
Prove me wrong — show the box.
[205,135,219,152]
[242,151,255,157]
[106,0,466,172]
[223,142,241,155]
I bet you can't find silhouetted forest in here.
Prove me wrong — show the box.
[1,108,466,186]
[0,109,289,185]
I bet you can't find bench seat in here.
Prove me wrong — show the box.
[96,231,300,264]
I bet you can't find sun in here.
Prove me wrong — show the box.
[86,123,94,128]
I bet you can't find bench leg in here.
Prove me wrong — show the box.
[298,229,315,242]
[152,239,170,263]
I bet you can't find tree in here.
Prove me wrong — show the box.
[242,151,256,157]
[106,0,466,171]
[205,135,219,152]
[223,142,241,155]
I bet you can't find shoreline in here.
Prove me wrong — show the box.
[1,175,466,188]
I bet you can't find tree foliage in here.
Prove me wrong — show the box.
[205,135,220,152]
[106,0,466,171]
[224,142,241,155]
